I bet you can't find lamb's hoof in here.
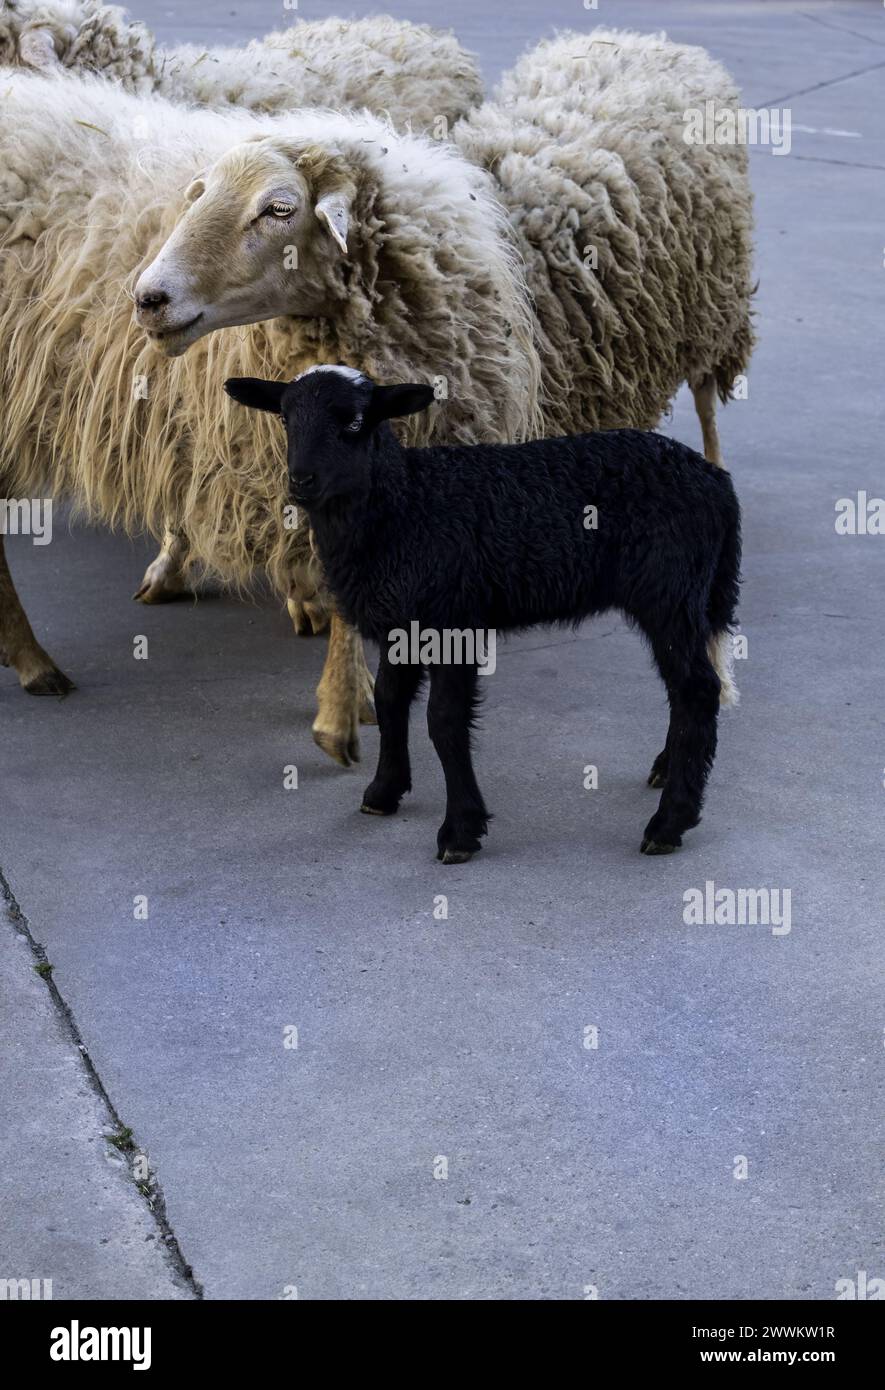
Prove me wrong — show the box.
[24,667,75,697]
[360,778,406,815]
[438,848,475,865]
[313,728,359,767]
[647,770,667,789]
[640,836,679,856]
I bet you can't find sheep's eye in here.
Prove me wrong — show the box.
[264,201,295,219]
[346,416,363,433]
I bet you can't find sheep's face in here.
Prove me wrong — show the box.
[134,139,353,357]
[224,367,435,510]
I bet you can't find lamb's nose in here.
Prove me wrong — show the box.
[136,289,170,313]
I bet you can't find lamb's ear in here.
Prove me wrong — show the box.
[368,384,436,425]
[224,377,286,414]
[19,28,60,70]
[315,190,351,255]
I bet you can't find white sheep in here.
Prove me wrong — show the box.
[0,0,484,129]
[0,71,538,763]
[453,27,755,464]
[0,27,754,766]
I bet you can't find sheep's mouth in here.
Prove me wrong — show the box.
[146,313,204,351]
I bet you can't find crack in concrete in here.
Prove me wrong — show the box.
[797,9,885,52]
[762,53,885,108]
[0,865,203,1300]
[788,153,885,171]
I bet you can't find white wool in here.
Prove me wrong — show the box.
[0,0,483,128]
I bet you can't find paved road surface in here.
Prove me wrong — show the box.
[2,0,883,1298]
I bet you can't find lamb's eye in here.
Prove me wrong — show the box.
[264,201,295,219]
[346,416,363,433]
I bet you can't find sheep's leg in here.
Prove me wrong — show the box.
[312,613,373,767]
[360,651,425,816]
[286,557,331,636]
[641,631,720,855]
[133,524,189,603]
[0,534,74,696]
[426,664,489,864]
[691,374,723,467]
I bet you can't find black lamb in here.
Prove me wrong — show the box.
[225,366,741,864]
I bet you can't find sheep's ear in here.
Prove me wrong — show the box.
[184,175,206,204]
[19,28,60,69]
[224,377,286,414]
[315,191,350,254]
[368,383,436,425]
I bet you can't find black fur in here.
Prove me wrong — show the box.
[225,369,741,863]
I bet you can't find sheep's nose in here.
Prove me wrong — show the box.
[136,288,170,312]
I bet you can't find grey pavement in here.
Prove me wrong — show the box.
[1,0,884,1299]
[0,883,193,1298]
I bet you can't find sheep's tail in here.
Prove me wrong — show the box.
[707,493,742,708]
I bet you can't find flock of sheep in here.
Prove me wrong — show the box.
[0,0,754,774]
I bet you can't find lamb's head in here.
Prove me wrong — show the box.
[134,138,357,357]
[224,366,435,509]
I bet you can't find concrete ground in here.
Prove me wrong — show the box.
[1,0,883,1300]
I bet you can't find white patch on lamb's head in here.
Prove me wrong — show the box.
[133,136,357,355]
[296,365,367,385]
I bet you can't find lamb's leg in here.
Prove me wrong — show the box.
[641,631,720,855]
[426,664,490,864]
[647,730,672,790]
[312,612,374,767]
[133,523,189,603]
[691,374,723,467]
[360,651,425,815]
[0,534,74,696]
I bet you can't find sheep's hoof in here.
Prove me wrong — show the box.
[288,596,330,636]
[647,770,667,789]
[438,848,475,865]
[24,667,76,697]
[289,610,316,637]
[640,837,679,856]
[132,571,187,603]
[359,694,377,726]
[360,803,391,816]
[313,728,359,767]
